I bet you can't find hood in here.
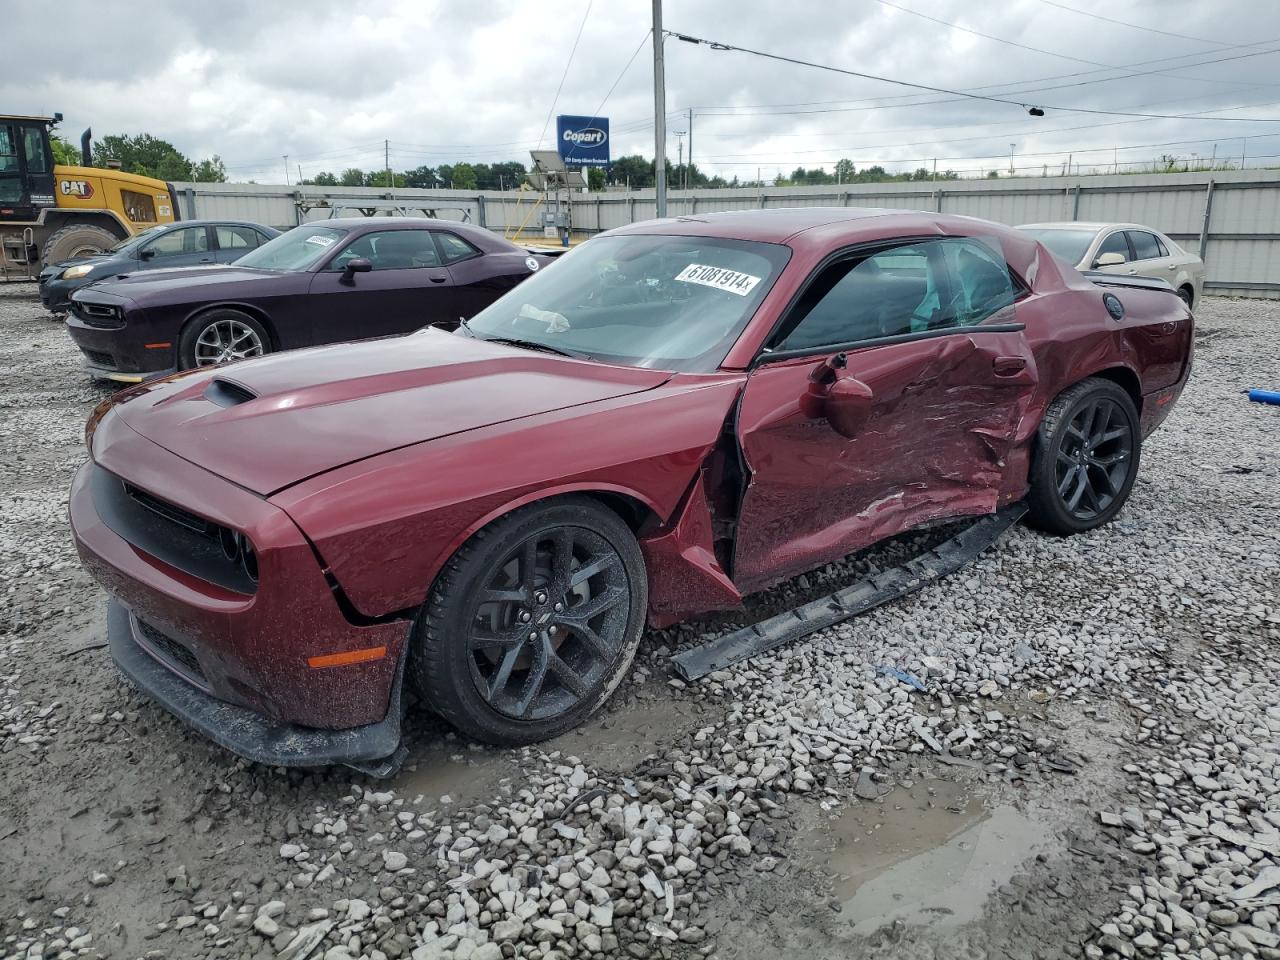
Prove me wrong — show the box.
[108,329,670,496]
[79,265,281,301]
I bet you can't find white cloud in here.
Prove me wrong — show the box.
[4,0,1279,182]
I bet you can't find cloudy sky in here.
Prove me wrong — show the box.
[7,0,1280,185]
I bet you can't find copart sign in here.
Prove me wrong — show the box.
[556,115,610,168]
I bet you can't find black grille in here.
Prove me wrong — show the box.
[125,483,211,535]
[73,302,124,329]
[90,465,257,596]
[135,618,206,683]
[81,348,117,369]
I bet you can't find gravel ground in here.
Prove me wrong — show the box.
[0,284,1276,960]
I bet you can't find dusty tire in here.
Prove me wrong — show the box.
[411,496,647,745]
[41,224,121,265]
[1026,378,1141,536]
[1177,285,1194,310]
[178,309,271,369]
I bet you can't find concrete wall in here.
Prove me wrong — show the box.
[172,169,1280,298]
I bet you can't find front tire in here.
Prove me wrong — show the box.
[1026,378,1141,535]
[411,496,647,745]
[178,309,270,370]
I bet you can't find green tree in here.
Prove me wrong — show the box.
[834,158,856,183]
[92,133,192,181]
[50,135,82,166]
[608,155,654,189]
[309,171,339,186]
[339,168,366,186]
[190,156,227,182]
[403,165,437,188]
[587,167,606,191]
[450,163,478,190]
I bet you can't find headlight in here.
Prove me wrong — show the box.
[62,264,95,280]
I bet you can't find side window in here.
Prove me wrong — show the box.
[144,226,207,257]
[0,125,16,174]
[1154,235,1170,258]
[1128,231,1162,261]
[436,232,480,264]
[330,229,441,270]
[776,238,1016,351]
[1095,232,1130,263]
[21,127,49,174]
[942,238,1017,326]
[216,225,263,251]
[120,189,158,224]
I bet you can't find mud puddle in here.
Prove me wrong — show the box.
[820,782,1054,934]
[549,694,708,772]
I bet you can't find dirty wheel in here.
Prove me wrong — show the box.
[1177,285,1194,310]
[412,496,646,745]
[41,224,120,266]
[1027,378,1141,535]
[179,310,270,370]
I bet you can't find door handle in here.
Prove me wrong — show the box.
[993,356,1027,377]
[428,274,448,284]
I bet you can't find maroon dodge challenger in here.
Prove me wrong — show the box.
[69,208,1192,772]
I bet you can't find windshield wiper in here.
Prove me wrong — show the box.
[480,336,586,359]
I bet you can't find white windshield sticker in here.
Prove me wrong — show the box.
[674,263,762,296]
[305,235,335,247]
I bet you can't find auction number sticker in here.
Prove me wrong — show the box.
[674,263,761,296]
[305,234,336,247]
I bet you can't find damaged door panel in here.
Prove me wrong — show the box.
[731,329,1038,593]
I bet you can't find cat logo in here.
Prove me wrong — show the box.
[59,179,95,200]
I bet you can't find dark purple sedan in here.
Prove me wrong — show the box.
[65,217,552,383]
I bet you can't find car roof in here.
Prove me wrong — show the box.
[154,219,275,229]
[1017,222,1153,232]
[606,207,920,244]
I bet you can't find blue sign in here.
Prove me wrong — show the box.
[556,115,610,168]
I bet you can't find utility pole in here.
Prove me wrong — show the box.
[1242,137,1248,170]
[385,139,392,188]
[297,163,303,186]
[687,107,693,191]
[675,131,685,191]
[652,0,667,217]
[283,155,290,186]
[1009,143,1015,177]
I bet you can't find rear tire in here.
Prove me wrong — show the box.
[1177,285,1194,310]
[411,496,647,745]
[1026,378,1141,536]
[41,224,120,266]
[178,309,271,369]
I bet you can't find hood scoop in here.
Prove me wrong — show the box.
[204,378,258,408]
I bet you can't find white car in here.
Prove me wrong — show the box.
[1017,222,1205,309]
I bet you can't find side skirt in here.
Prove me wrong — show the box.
[671,501,1028,681]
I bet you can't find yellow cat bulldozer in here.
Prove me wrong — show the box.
[1,113,180,280]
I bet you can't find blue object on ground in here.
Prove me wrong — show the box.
[878,665,926,691]
[1248,389,1280,405]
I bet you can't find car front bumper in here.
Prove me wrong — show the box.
[39,274,90,313]
[70,408,412,771]
[65,308,175,384]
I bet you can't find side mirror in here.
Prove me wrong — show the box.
[824,376,875,439]
[342,257,373,282]
[1093,251,1126,268]
[138,248,156,261]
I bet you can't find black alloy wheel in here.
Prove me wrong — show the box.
[1027,378,1142,535]
[411,496,647,745]
[467,526,631,721]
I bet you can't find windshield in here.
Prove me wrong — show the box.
[460,234,790,371]
[110,225,165,253]
[235,225,348,271]
[1018,227,1097,267]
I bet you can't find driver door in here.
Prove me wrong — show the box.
[732,237,1038,592]
[307,228,459,343]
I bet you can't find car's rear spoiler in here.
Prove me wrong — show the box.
[523,246,570,259]
[1082,271,1175,294]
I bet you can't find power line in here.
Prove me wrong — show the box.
[585,29,651,123]
[1034,0,1254,48]
[536,0,593,148]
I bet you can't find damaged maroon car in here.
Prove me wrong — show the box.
[69,208,1192,773]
